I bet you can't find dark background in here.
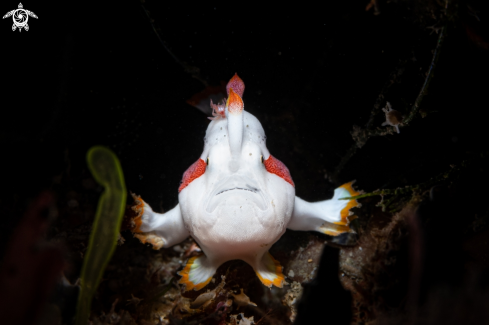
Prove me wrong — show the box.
[1,0,489,323]
[3,0,488,218]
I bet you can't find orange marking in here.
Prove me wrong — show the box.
[130,193,145,232]
[336,181,361,226]
[129,193,165,250]
[320,223,352,236]
[177,254,213,291]
[179,159,207,193]
[226,88,244,115]
[133,233,147,244]
[264,155,294,187]
[255,253,285,288]
[133,233,164,250]
[226,73,245,97]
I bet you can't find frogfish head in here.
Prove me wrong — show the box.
[178,74,296,246]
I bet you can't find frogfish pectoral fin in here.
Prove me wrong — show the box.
[128,193,189,250]
[128,193,166,250]
[317,181,361,235]
[289,181,361,236]
[254,252,285,288]
[178,254,217,291]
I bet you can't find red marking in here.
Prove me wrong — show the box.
[264,155,294,187]
[179,159,207,192]
[226,88,244,115]
[226,73,245,97]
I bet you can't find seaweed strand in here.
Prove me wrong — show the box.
[339,151,488,211]
[404,26,446,124]
[333,26,447,180]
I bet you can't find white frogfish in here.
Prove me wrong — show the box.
[130,74,360,291]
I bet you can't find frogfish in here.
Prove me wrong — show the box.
[130,74,360,291]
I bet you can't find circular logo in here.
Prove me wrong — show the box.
[13,9,28,28]
[3,3,38,32]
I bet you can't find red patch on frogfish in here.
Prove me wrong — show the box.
[226,73,245,97]
[264,155,294,187]
[179,159,206,192]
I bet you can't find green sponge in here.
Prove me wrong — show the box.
[75,146,127,325]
